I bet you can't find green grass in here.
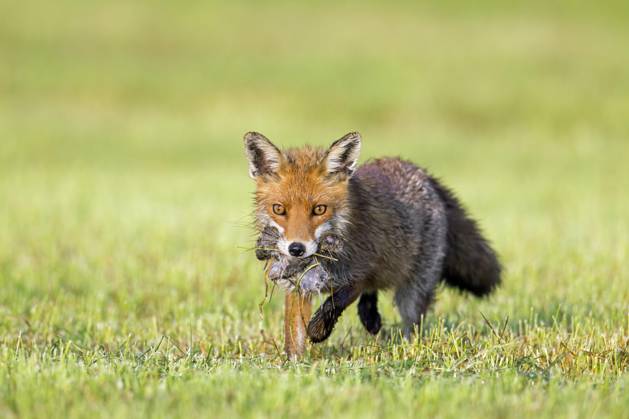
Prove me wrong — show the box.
[1,0,628,417]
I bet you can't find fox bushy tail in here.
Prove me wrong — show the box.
[430,176,502,297]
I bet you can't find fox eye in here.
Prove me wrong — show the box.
[313,205,327,216]
[272,204,286,216]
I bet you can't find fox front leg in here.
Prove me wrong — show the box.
[284,291,312,359]
[307,286,361,343]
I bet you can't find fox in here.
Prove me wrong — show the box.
[245,131,501,344]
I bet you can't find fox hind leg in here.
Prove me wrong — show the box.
[357,291,382,335]
[394,283,434,338]
[395,219,446,337]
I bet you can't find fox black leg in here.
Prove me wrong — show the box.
[358,291,382,335]
[307,286,361,343]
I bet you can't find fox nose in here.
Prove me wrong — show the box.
[288,242,306,257]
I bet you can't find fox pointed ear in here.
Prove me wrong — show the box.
[326,132,362,176]
[244,132,282,178]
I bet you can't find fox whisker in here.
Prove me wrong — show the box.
[312,252,338,261]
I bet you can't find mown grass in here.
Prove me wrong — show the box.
[0,0,628,417]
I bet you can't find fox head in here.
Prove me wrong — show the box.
[244,131,361,259]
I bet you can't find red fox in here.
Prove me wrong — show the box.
[246,131,501,344]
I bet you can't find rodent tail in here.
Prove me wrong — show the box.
[430,176,502,297]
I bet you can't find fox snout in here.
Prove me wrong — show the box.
[277,236,318,259]
[277,221,334,259]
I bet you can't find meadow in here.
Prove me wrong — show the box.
[0,1,627,417]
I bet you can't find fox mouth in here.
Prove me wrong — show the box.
[256,225,343,294]
[277,239,318,259]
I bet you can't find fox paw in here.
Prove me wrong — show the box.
[307,299,338,343]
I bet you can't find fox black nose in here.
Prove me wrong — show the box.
[288,242,306,257]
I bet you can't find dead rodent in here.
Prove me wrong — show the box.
[256,226,342,294]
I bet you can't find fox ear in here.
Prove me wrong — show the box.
[326,132,361,176]
[244,132,282,178]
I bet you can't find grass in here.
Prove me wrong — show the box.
[0,0,628,417]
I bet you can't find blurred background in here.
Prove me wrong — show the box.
[0,0,627,341]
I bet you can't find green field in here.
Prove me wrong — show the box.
[1,1,628,417]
